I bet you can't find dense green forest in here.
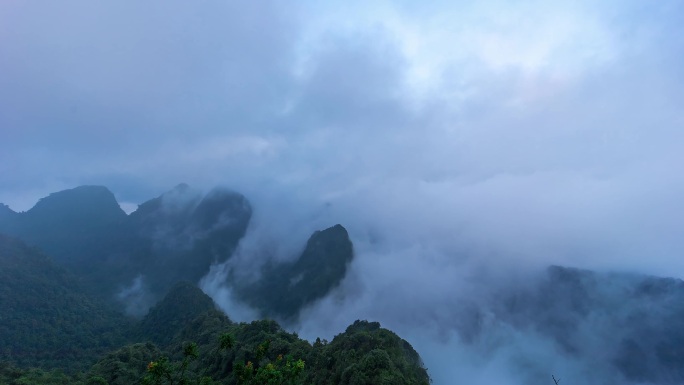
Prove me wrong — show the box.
[0,234,430,384]
[0,234,131,371]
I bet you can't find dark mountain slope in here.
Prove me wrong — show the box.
[136,281,218,347]
[128,185,252,296]
[0,186,130,269]
[237,224,354,320]
[0,184,252,315]
[0,234,132,371]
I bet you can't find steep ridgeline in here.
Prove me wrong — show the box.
[236,224,354,321]
[125,184,252,301]
[0,184,252,315]
[89,282,430,385]
[0,235,132,372]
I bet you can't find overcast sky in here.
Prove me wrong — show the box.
[2,0,682,275]
[3,1,684,383]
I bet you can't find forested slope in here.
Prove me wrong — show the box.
[0,235,132,371]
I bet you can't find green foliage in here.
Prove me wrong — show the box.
[88,342,161,385]
[13,368,79,385]
[136,282,218,347]
[0,362,87,385]
[220,333,235,350]
[0,235,132,372]
[143,333,305,385]
[234,354,305,385]
[135,313,428,385]
[303,320,430,385]
[142,343,207,385]
[0,235,428,385]
[1,277,430,385]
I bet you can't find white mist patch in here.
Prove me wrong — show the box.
[116,274,154,317]
[159,184,202,213]
[118,201,138,214]
[200,261,259,323]
[293,240,632,385]
[404,324,623,385]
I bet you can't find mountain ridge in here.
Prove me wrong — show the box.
[0,184,354,321]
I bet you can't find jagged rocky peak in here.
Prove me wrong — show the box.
[298,224,353,266]
[237,224,354,321]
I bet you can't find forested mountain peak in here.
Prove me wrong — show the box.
[137,281,220,347]
[235,224,354,321]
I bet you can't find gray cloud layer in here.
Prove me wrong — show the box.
[2,1,684,384]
